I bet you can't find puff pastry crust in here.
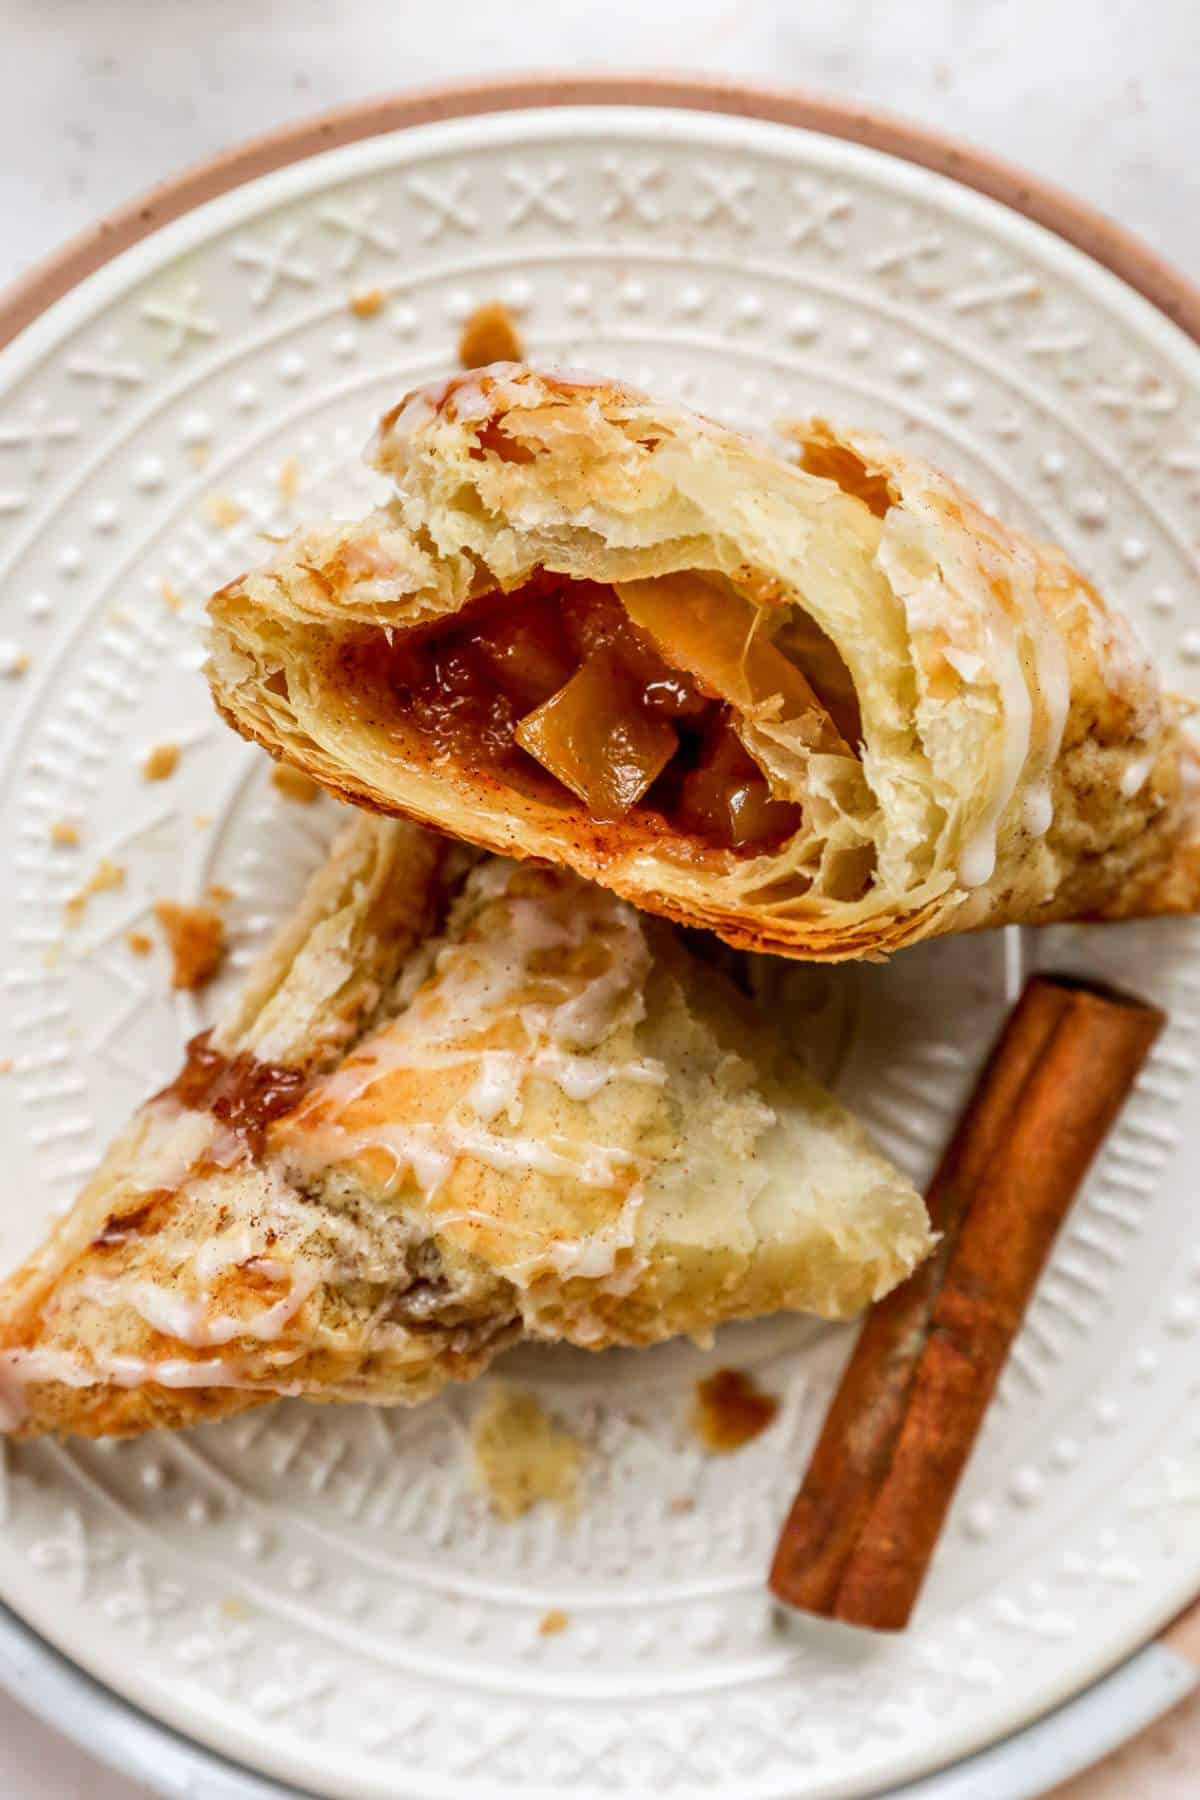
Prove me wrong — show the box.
[207,365,1200,960]
[0,816,929,1439]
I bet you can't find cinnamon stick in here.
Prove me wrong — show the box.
[768,974,1164,1631]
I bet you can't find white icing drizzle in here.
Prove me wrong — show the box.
[280,862,660,1285]
[0,1343,304,1414]
[193,1225,271,1283]
[540,1049,666,1101]
[320,1042,665,1124]
[78,1260,319,1349]
[291,1116,635,1201]
[941,645,986,683]
[543,1184,645,1281]
[878,495,1071,889]
[1013,556,1072,843]
[1121,751,1155,798]
[1021,781,1054,838]
[292,862,659,1189]
[468,1051,523,1124]
[124,1104,221,1189]
[957,588,1032,888]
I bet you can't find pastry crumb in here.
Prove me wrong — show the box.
[190,443,210,470]
[142,742,180,782]
[0,1059,13,1075]
[126,930,153,957]
[160,579,185,614]
[65,858,126,925]
[207,883,233,905]
[271,764,321,806]
[458,300,524,370]
[349,287,386,319]
[50,820,81,848]
[470,1384,587,1521]
[668,1494,696,1515]
[689,1369,779,1455]
[220,1595,250,1621]
[277,455,300,502]
[153,900,227,991]
[538,1609,570,1637]
[1,644,30,678]
[203,492,244,529]
[194,813,213,829]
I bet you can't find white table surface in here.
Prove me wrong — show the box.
[0,1,1196,1794]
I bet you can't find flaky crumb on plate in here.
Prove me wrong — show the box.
[349,287,386,319]
[277,455,300,502]
[470,1384,587,1521]
[203,493,244,530]
[65,858,125,925]
[458,300,524,369]
[152,900,227,991]
[142,742,180,782]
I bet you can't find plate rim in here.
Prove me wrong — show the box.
[2,70,1199,1799]
[0,70,1197,354]
[0,1595,1195,1800]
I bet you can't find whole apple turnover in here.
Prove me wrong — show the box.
[0,816,929,1440]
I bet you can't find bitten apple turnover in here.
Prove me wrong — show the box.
[207,365,1200,960]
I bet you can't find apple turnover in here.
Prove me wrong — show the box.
[0,816,929,1440]
[207,364,1200,960]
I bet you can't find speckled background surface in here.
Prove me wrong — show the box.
[0,2,1195,1794]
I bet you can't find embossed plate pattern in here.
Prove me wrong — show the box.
[1,108,1200,1800]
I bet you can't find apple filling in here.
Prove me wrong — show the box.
[339,572,860,856]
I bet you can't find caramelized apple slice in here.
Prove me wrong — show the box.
[676,719,803,850]
[469,590,576,712]
[615,572,851,755]
[515,650,678,820]
[557,582,709,719]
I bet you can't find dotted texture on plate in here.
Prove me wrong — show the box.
[1,109,1199,1800]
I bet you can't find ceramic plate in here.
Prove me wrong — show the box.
[2,104,1200,1800]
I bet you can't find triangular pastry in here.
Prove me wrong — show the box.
[207,364,1200,961]
[0,817,929,1439]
